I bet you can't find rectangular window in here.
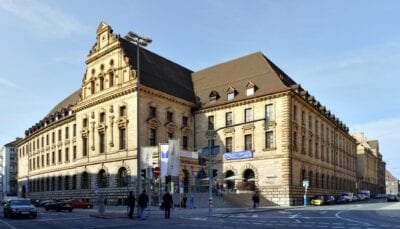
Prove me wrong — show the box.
[225,112,232,126]
[150,129,156,146]
[119,128,126,150]
[65,126,69,139]
[309,139,313,156]
[73,124,76,137]
[244,108,253,122]
[82,137,88,156]
[41,155,44,167]
[182,116,188,127]
[100,112,106,122]
[246,87,254,96]
[46,153,49,165]
[168,132,173,140]
[83,118,88,128]
[167,111,173,122]
[182,136,188,150]
[58,150,62,163]
[41,137,44,147]
[52,151,55,164]
[301,135,305,153]
[99,132,105,153]
[309,115,312,129]
[225,137,232,152]
[29,159,32,170]
[315,142,319,159]
[265,104,274,122]
[37,156,39,168]
[149,106,156,118]
[33,141,35,151]
[293,132,297,151]
[58,129,62,141]
[265,131,274,149]
[301,111,305,125]
[315,120,318,134]
[73,146,77,160]
[52,132,55,144]
[65,147,69,162]
[119,106,127,117]
[208,116,214,130]
[33,158,36,169]
[227,92,234,101]
[293,105,297,121]
[244,134,252,151]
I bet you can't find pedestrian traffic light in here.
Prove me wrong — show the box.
[213,169,218,178]
[141,169,146,179]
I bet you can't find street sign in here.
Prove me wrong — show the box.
[154,166,160,178]
[302,179,309,188]
[202,146,220,155]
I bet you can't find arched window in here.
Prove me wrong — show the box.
[81,172,90,189]
[72,175,77,190]
[90,80,95,95]
[109,72,114,87]
[99,76,104,91]
[321,174,325,189]
[65,176,70,190]
[97,169,108,188]
[316,173,320,188]
[51,177,56,191]
[46,178,50,191]
[57,176,63,190]
[327,175,330,189]
[117,167,128,187]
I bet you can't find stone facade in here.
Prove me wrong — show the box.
[17,22,361,206]
[353,133,386,194]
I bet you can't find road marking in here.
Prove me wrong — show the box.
[295,219,301,223]
[289,213,300,218]
[335,206,373,226]
[0,219,17,229]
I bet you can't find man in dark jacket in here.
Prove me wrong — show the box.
[252,192,260,208]
[127,191,135,218]
[138,190,149,220]
[162,191,173,219]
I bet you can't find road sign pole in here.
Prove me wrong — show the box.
[208,138,213,217]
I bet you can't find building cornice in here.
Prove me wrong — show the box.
[141,85,195,108]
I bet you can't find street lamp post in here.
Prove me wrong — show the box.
[124,31,152,214]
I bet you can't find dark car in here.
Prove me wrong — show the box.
[387,194,400,202]
[44,200,73,212]
[323,195,336,205]
[3,199,37,218]
[335,195,349,204]
[68,199,93,209]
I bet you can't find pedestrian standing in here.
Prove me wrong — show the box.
[138,190,149,220]
[252,192,260,209]
[127,191,135,219]
[182,194,187,208]
[162,191,173,219]
[189,194,195,209]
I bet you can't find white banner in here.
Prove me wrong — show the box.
[141,147,153,169]
[180,150,199,159]
[167,139,180,176]
[160,144,169,177]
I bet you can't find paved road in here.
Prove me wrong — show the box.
[0,199,398,228]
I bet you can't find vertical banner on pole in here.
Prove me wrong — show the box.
[141,147,153,169]
[160,144,169,178]
[167,139,180,176]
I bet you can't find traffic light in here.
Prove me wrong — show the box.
[141,169,146,179]
[213,169,218,178]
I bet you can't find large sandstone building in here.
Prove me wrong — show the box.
[17,22,358,206]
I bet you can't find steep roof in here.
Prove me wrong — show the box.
[119,39,196,104]
[47,89,81,116]
[192,52,297,108]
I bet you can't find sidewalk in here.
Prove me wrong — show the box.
[86,204,302,219]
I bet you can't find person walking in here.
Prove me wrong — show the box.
[182,194,187,208]
[127,191,136,218]
[138,190,149,220]
[189,194,195,209]
[162,191,173,219]
[252,192,260,209]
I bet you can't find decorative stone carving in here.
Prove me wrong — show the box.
[147,118,160,129]
[223,127,235,134]
[117,117,129,128]
[242,124,255,131]
[165,122,177,134]
[81,128,89,138]
[109,115,114,147]
[98,123,107,133]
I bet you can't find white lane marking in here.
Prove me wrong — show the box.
[289,213,300,218]
[295,219,301,223]
[0,219,17,229]
[335,206,373,226]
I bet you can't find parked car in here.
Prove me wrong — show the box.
[356,193,366,201]
[311,195,325,206]
[323,195,336,205]
[387,194,400,202]
[44,200,73,212]
[3,199,37,218]
[29,199,41,207]
[341,192,354,202]
[68,199,93,209]
[335,195,349,204]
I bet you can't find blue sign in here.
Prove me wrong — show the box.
[202,146,220,155]
[223,150,252,160]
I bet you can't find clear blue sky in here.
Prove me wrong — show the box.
[0,0,399,178]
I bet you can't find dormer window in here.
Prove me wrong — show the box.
[227,92,234,101]
[209,90,219,102]
[246,81,257,96]
[226,86,236,101]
